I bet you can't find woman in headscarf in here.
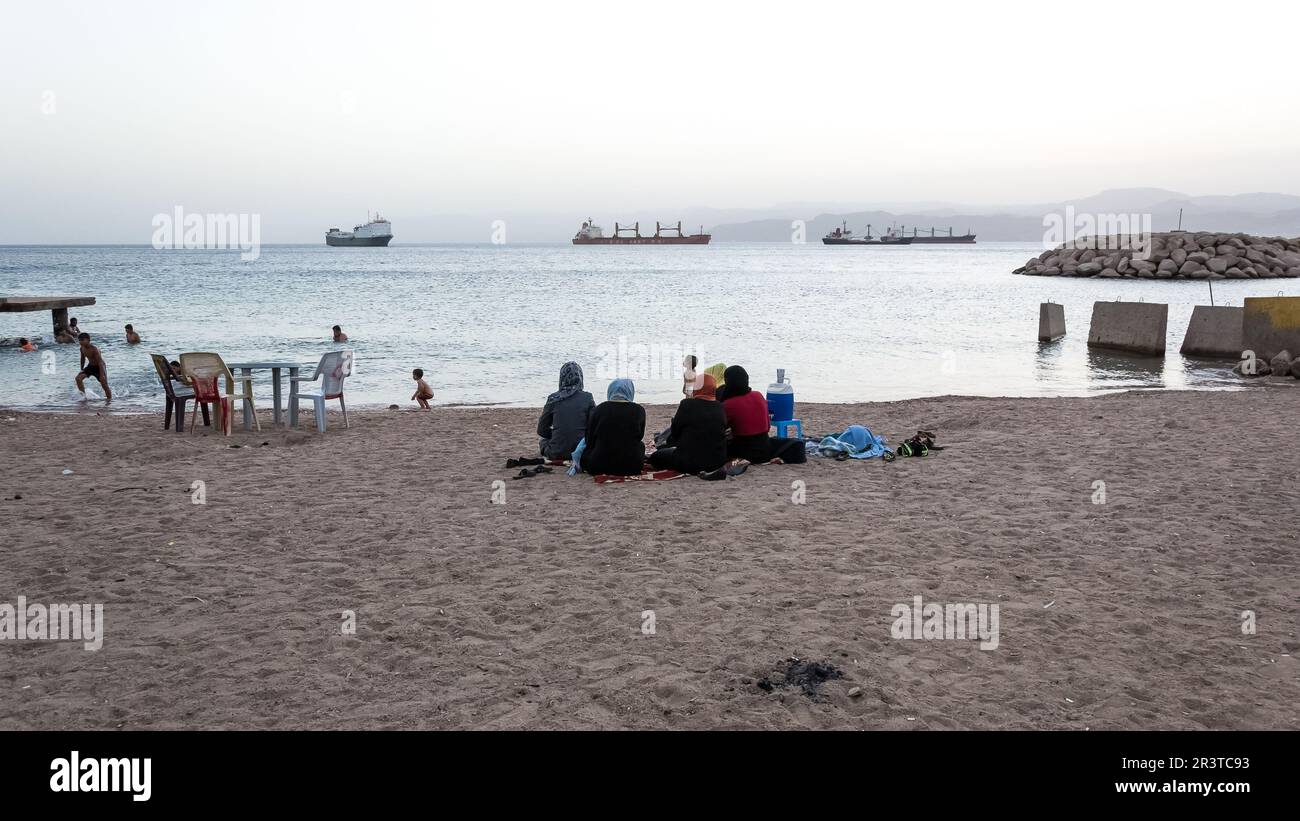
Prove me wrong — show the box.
[703,362,727,401]
[715,364,807,464]
[648,373,728,475]
[581,379,646,476]
[720,365,771,463]
[538,361,595,460]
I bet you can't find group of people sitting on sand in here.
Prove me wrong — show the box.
[536,357,805,478]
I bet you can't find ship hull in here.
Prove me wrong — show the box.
[326,235,393,247]
[573,235,710,245]
[907,235,976,244]
[822,237,914,245]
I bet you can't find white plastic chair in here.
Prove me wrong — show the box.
[290,351,352,432]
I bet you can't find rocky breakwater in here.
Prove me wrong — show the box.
[1233,348,1300,380]
[1013,232,1300,279]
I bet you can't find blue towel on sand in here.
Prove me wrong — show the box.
[815,425,890,459]
[567,438,586,476]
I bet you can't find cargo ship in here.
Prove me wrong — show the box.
[572,219,710,245]
[899,225,976,244]
[822,222,913,245]
[326,214,393,247]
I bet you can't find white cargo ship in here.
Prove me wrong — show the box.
[326,214,393,247]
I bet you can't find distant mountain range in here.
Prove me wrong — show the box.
[50,189,1290,245]
[704,189,1300,242]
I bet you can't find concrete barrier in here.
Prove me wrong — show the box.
[1038,302,1066,341]
[1243,297,1300,361]
[1087,301,1168,355]
[1179,305,1243,358]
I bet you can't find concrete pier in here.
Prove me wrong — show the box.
[1038,302,1066,341]
[1242,296,1300,361]
[1180,306,1244,358]
[1087,301,1168,355]
[0,296,96,337]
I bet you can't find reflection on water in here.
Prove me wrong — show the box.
[1085,348,1166,389]
[1169,356,1245,390]
[0,242,1293,411]
[1034,338,1067,381]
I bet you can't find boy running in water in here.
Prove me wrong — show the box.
[75,332,112,401]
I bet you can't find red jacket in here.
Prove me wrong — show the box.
[723,390,769,436]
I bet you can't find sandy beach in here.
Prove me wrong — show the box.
[1,390,1297,730]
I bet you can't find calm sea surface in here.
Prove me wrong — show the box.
[2,242,1294,413]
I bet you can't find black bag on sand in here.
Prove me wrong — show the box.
[896,430,941,457]
[766,436,807,464]
[896,441,928,457]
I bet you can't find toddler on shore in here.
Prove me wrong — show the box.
[411,368,434,409]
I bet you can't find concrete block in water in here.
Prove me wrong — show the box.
[1243,297,1300,362]
[1180,305,1244,359]
[1038,303,1066,341]
[1087,301,1168,355]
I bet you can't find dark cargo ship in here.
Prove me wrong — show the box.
[822,222,913,245]
[900,225,976,244]
[572,219,710,245]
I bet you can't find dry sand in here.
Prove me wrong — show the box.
[1,391,1297,730]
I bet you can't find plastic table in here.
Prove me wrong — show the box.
[225,361,302,428]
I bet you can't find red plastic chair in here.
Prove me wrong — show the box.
[189,376,232,435]
[180,352,259,436]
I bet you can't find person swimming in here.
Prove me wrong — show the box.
[57,317,81,344]
[168,360,190,385]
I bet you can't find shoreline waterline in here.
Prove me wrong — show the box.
[0,385,1266,420]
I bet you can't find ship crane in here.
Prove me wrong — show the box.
[614,221,641,238]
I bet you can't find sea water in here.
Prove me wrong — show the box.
[1,242,1294,412]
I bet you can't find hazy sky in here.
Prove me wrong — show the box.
[3,0,1299,242]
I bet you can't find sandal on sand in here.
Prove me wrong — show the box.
[506,457,545,468]
[699,461,750,480]
[725,460,749,477]
[512,465,554,479]
[915,430,944,450]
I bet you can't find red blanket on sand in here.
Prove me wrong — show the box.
[593,461,683,484]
